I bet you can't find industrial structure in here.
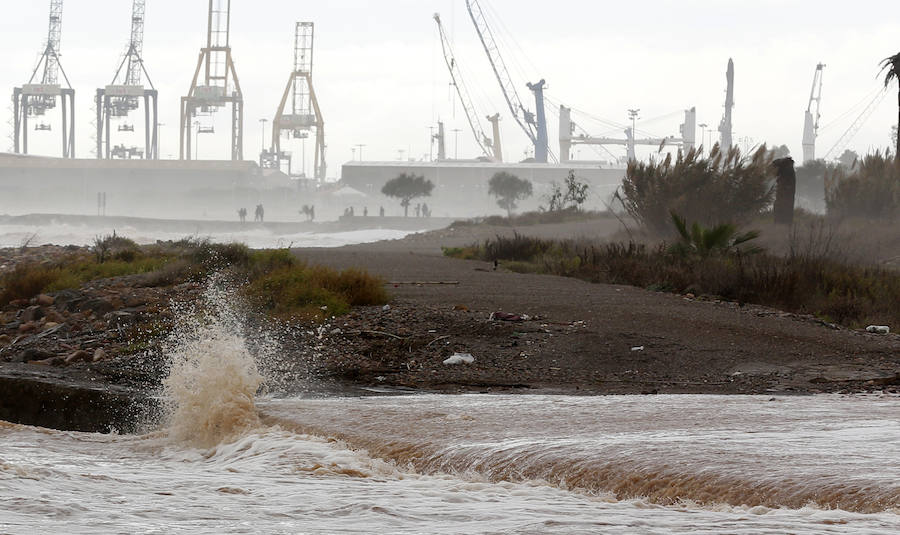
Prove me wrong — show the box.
[801,63,825,163]
[179,0,244,161]
[466,0,549,163]
[558,106,696,162]
[264,22,326,181]
[718,58,735,151]
[95,0,159,160]
[13,0,76,158]
[433,13,501,162]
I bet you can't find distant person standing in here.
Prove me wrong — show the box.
[255,204,265,222]
[422,203,430,218]
[415,203,421,218]
[238,208,247,223]
[379,206,385,217]
[363,207,368,217]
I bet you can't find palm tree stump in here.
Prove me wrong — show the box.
[772,157,796,226]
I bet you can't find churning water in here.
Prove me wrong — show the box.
[1,285,898,534]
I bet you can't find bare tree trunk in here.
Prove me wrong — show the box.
[896,90,900,157]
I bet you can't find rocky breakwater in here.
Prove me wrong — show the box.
[0,247,203,431]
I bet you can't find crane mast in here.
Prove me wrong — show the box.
[801,63,825,163]
[13,0,75,157]
[433,13,498,161]
[466,0,548,162]
[96,0,159,160]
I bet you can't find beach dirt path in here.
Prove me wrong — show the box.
[295,220,900,395]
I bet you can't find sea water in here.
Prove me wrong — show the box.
[1,269,898,534]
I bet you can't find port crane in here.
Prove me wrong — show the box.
[95,0,159,160]
[465,0,548,163]
[180,0,244,160]
[433,13,501,162]
[718,58,734,151]
[265,22,326,180]
[558,105,696,163]
[801,63,825,163]
[13,0,76,158]
[824,87,888,161]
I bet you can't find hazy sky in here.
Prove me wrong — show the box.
[0,0,897,175]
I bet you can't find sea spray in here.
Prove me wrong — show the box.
[161,277,266,448]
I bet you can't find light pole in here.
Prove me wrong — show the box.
[193,121,200,160]
[355,144,366,162]
[627,109,640,135]
[157,123,165,158]
[452,128,461,160]
[698,123,708,150]
[351,147,356,161]
[259,119,268,153]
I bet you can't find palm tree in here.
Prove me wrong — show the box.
[667,211,762,258]
[881,52,900,157]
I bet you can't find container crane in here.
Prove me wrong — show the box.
[433,13,500,162]
[801,63,825,163]
[96,0,159,160]
[718,58,734,151]
[180,0,244,160]
[13,0,76,158]
[265,22,326,180]
[465,0,548,163]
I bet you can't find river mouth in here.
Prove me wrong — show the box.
[260,393,900,515]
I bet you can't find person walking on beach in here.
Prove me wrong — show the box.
[379,206,385,217]
[255,204,265,222]
[363,207,368,217]
[238,208,247,223]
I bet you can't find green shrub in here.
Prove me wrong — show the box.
[622,145,775,234]
[825,151,900,219]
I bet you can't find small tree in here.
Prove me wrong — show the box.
[544,170,589,212]
[563,170,589,210]
[381,173,435,217]
[488,172,532,217]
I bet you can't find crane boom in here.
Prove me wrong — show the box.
[801,63,824,162]
[465,0,536,145]
[824,88,887,160]
[41,0,63,86]
[434,13,495,161]
[125,0,146,87]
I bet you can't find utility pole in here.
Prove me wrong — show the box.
[452,128,461,159]
[355,144,365,162]
[698,123,708,149]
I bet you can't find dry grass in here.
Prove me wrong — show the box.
[445,230,900,329]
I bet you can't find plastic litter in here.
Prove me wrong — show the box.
[631,346,645,352]
[382,305,391,311]
[443,353,475,365]
[866,325,890,334]
[490,312,530,322]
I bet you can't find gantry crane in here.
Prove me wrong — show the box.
[96,0,158,160]
[718,58,734,151]
[558,105,696,162]
[180,0,243,160]
[801,63,825,163]
[265,22,326,180]
[434,13,501,162]
[465,0,548,163]
[13,0,75,158]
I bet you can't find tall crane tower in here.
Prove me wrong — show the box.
[13,0,75,158]
[95,0,159,160]
[266,22,326,180]
[433,13,501,162]
[465,0,548,163]
[801,63,825,163]
[180,0,244,160]
[718,58,735,151]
